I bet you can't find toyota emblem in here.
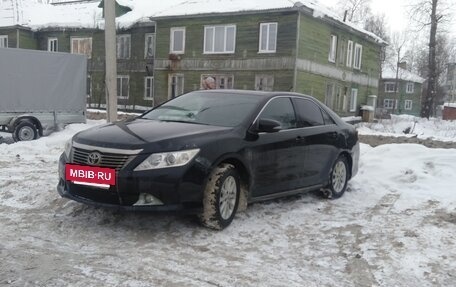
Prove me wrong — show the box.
[87,152,102,165]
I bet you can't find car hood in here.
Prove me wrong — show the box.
[72,119,233,151]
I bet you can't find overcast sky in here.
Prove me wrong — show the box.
[319,0,410,32]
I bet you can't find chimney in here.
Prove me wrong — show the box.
[398,61,407,70]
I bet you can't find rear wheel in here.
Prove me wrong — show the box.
[199,163,240,230]
[13,121,38,142]
[322,155,349,199]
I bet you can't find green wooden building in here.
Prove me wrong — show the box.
[152,2,385,116]
[378,66,424,117]
[1,0,385,115]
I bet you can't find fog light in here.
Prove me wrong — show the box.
[134,193,164,206]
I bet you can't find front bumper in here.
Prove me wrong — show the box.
[57,154,207,212]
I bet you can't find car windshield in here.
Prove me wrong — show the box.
[141,92,262,127]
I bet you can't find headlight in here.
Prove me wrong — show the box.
[134,148,200,171]
[64,139,73,159]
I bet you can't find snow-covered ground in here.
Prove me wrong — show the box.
[357,114,456,142]
[1,120,456,286]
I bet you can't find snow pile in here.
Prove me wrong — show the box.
[356,114,456,142]
[0,120,104,209]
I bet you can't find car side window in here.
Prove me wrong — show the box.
[293,98,325,127]
[321,109,336,125]
[259,97,297,129]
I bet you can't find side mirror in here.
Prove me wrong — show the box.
[256,118,282,133]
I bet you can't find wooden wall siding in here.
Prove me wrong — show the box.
[297,13,381,79]
[155,11,298,60]
[296,58,379,87]
[153,69,294,105]
[0,28,17,47]
[154,57,295,71]
[295,70,370,116]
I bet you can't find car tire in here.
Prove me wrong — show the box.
[199,163,240,230]
[322,155,349,199]
[13,121,38,142]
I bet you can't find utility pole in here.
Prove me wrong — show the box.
[104,0,117,122]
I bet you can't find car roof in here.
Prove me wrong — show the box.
[196,89,315,101]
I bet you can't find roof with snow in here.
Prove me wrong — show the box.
[382,67,426,84]
[0,0,386,44]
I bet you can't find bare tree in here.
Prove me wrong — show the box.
[337,0,372,24]
[409,0,449,118]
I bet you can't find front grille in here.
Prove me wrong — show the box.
[72,147,133,171]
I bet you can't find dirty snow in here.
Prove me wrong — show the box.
[1,120,456,286]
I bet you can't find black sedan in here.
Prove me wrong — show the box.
[57,90,359,229]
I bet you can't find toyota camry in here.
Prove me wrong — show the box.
[57,90,359,229]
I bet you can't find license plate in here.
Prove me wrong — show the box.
[65,164,116,187]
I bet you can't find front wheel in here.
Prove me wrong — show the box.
[13,121,38,142]
[199,163,240,230]
[322,155,349,199]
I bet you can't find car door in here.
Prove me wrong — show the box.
[248,97,305,197]
[292,98,340,187]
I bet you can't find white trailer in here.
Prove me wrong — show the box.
[0,48,87,141]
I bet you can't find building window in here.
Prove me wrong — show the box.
[48,37,58,52]
[406,82,414,93]
[144,76,154,103]
[328,35,337,63]
[255,75,274,91]
[145,33,155,58]
[71,37,92,58]
[350,88,358,112]
[259,22,277,53]
[169,74,184,99]
[385,82,398,93]
[384,99,395,109]
[170,27,185,54]
[117,34,131,59]
[201,74,234,89]
[346,40,353,67]
[325,83,335,109]
[353,43,362,69]
[404,100,413,110]
[0,35,8,48]
[117,75,129,99]
[204,25,236,54]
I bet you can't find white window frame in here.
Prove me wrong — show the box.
[328,35,337,63]
[255,74,274,91]
[116,34,131,59]
[71,37,92,58]
[406,82,414,93]
[170,27,186,54]
[117,75,130,99]
[145,33,155,59]
[144,76,154,103]
[0,35,8,48]
[204,25,236,54]
[258,22,277,53]
[48,37,58,52]
[201,74,234,89]
[350,88,358,112]
[346,40,353,67]
[384,99,395,109]
[385,82,398,93]
[404,100,413,110]
[169,74,184,99]
[353,43,362,69]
